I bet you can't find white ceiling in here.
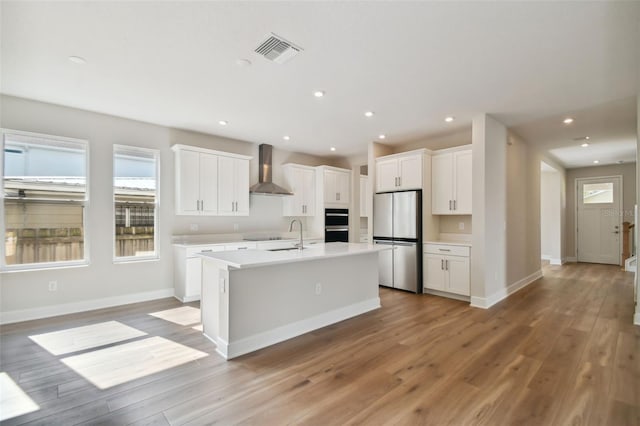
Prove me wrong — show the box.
[1,1,639,167]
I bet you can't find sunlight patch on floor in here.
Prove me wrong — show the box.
[60,336,208,389]
[0,372,40,421]
[149,306,201,326]
[29,321,147,355]
[192,324,203,331]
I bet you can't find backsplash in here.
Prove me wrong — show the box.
[439,215,472,234]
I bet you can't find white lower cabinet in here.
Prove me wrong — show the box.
[423,243,470,296]
[174,242,258,302]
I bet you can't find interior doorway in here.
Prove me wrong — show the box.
[576,176,622,265]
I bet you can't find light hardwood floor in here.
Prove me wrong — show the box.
[0,262,638,425]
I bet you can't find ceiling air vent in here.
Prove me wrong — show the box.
[254,33,302,64]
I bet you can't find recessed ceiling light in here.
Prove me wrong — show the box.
[593,160,599,164]
[585,136,590,140]
[378,134,386,140]
[235,58,252,67]
[68,56,86,64]
[283,135,290,141]
[581,143,589,148]
[218,120,228,126]
[445,116,455,123]
[563,117,574,124]
[364,111,374,118]
[330,147,336,152]
[313,90,325,98]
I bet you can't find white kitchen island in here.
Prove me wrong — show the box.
[198,242,385,360]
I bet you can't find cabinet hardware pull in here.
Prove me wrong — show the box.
[439,248,451,252]
[445,260,449,270]
[453,200,457,210]
[449,200,452,210]
[441,259,444,270]
[398,177,401,187]
[201,249,213,253]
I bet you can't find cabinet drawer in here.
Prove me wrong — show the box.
[186,245,226,257]
[224,242,258,251]
[424,244,470,257]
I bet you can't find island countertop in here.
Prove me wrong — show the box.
[197,242,387,269]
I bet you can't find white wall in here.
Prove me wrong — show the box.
[470,114,507,305]
[0,95,344,321]
[541,167,563,264]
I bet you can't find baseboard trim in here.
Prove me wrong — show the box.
[218,297,381,360]
[566,257,577,262]
[470,270,543,309]
[541,254,551,261]
[174,294,201,303]
[0,288,175,324]
[423,288,470,303]
[550,258,563,265]
[634,312,640,326]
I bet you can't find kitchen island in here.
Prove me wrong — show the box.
[199,242,385,359]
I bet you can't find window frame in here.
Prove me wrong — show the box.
[1,128,90,272]
[112,144,160,264]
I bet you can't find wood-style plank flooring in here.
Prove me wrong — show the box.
[1,262,638,425]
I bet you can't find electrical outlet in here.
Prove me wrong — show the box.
[458,222,465,230]
[233,224,239,231]
[48,281,57,292]
[315,282,322,295]
[190,223,199,231]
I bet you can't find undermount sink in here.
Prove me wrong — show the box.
[268,247,306,252]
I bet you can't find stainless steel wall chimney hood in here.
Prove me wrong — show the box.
[249,144,294,196]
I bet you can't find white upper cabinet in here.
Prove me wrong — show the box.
[431,147,472,215]
[218,155,250,216]
[174,147,219,215]
[360,175,369,217]
[282,164,316,216]
[318,166,351,206]
[172,145,251,216]
[375,150,424,192]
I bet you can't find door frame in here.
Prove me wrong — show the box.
[575,175,623,264]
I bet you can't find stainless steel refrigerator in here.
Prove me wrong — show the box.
[373,190,422,293]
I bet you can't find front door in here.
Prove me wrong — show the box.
[577,176,622,265]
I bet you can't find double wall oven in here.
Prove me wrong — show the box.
[324,208,349,242]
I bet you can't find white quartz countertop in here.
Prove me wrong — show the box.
[172,232,323,247]
[198,242,387,269]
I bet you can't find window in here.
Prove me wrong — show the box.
[2,129,89,270]
[113,145,159,261]
[583,182,614,204]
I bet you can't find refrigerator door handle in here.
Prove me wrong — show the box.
[393,241,416,246]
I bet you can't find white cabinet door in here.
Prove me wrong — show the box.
[445,255,470,296]
[176,150,201,215]
[432,154,454,214]
[217,157,250,216]
[398,154,422,190]
[217,156,236,215]
[453,150,472,214]
[424,254,447,291]
[360,176,369,217]
[323,170,338,203]
[284,165,316,216]
[376,158,399,192]
[234,158,250,215]
[199,153,219,215]
[300,167,315,215]
[336,170,350,205]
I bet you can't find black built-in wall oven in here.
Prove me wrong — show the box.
[325,208,349,242]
